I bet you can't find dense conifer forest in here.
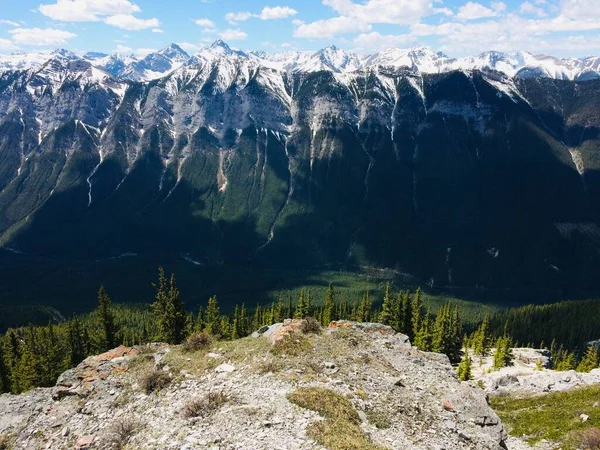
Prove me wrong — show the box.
[1,267,599,394]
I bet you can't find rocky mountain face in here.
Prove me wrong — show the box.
[0,41,599,291]
[0,321,509,450]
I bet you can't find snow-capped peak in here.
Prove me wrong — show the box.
[296,45,364,73]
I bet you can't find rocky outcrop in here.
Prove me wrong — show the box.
[0,322,508,449]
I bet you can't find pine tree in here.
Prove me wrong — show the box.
[401,291,412,336]
[68,317,86,366]
[295,290,308,318]
[414,309,433,351]
[493,335,513,369]
[195,306,204,333]
[411,288,423,339]
[97,285,116,351]
[239,303,248,337]
[219,316,231,340]
[577,345,599,373]
[205,296,220,336]
[556,351,577,371]
[231,305,240,340]
[252,304,262,331]
[322,284,335,326]
[356,291,371,322]
[472,315,490,357]
[457,352,473,381]
[0,339,9,393]
[151,267,170,342]
[380,283,393,326]
[168,273,187,344]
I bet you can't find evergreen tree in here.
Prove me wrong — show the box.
[493,335,513,369]
[97,285,116,351]
[472,315,490,356]
[411,288,423,339]
[380,283,393,326]
[295,290,308,318]
[457,352,473,381]
[322,284,335,326]
[151,267,170,342]
[252,304,262,331]
[231,305,240,340]
[168,273,187,344]
[205,296,220,336]
[239,303,248,337]
[414,309,433,351]
[0,339,9,393]
[556,350,577,371]
[68,317,86,366]
[356,291,371,322]
[219,316,231,340]
[577,345,599,373]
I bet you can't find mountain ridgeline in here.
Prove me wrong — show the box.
[0,41,600,293]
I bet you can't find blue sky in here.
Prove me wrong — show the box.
[1,0,599,57]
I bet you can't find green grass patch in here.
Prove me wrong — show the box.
[490,385,600,447]
[287,387,387,450]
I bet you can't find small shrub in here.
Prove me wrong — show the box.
[140,369,171,394]
[570,427,600,449]
[256,358,284,374]
[301,317,322,334]
[271,334,312,357]
[366,409,391,429]
[183,332,213,352]
[105,418,140,449]
[182,391,229,418]
[287,387,360,424]
[0,432,15,450]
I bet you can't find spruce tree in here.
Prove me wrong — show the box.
[252,304,262,331]
[356,291,371,322]
[151,267,170,342]
[0,340,9,393]
[97,285,116,351]
[411,288,423,339]
[68,317,86,366]
[205,296,220,336]
[457,352,473,381]
[472,315,490,357]
[231,305,240,340]
[168,273,186,344]
[322,284,335,326]
[380,283,393,326]
[295,290,308,318]
[239,303,248,337]
[577,346,599,373]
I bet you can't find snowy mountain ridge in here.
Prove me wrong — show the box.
[1,41,599,82]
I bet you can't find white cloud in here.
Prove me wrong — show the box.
[0,38,18,50]
[259,6,297,20]
[0,20,20,27]
[353,31,417,50]
[39,0,140,22]
[225,12,253,25]
[113,43,133,53]
[195,18,216,28]
[134,48,156,57]
[560,0,600,19]
[294,16,371,39]
[178,42,202,53]
[152,28,164,33]
[491,1,507,12]
[456,2,499,21]
[219,28,248,40]
[104,14,159,30]
[9,27,76,46]
[321,0,450,25]
[520,1,547,17]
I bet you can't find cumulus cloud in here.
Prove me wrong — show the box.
[9,27,76,46]
[294,16,371,39]
[353,32,417,50]
[259,6,297,20]
[225,12,253,25]
[219,28,248,41]
[321,0,451,25]
[104,14,159,30]
[195,18,216,28]
[39,0,159,31]
[39,0,140,21]
[0,38,18,50]
[456,2,499,21]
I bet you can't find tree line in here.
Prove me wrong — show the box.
[1,267,599,393]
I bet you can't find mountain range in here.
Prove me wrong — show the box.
[0,40,599,297]
[2,40,600,82]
